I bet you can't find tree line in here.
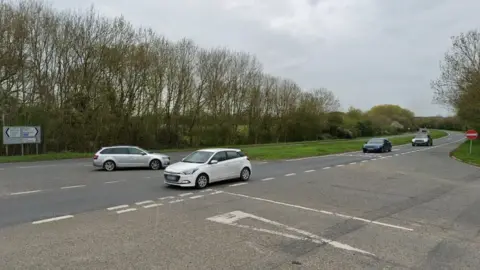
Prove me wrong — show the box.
[0,1,452,155]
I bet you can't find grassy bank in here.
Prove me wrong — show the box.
[0,130,449,163]
[242,129,448,160]
[450,139,480,166]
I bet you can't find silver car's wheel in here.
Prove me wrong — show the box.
[149,159,161,170]
[196,174,209,189]
[240,168,250,181]
[103,160,116,171]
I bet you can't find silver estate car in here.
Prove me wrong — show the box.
[93,145,170,171]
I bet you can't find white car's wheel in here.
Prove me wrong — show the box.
[149,159,161,170]
[240,167,251,181]
[195,174,209,189]
[103,160,116,172]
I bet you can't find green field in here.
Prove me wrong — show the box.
[0,130,448,163]
[450,139,480,166]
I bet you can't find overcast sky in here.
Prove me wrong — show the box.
[49,0,480,116]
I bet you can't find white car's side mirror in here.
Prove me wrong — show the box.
[210,160,218,165]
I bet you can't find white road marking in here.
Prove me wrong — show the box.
[169,199,184,204]
[207,211,374,256]
[60,185,86,190]
[16,164,58,169]
[104,180,126,184]
[304,170,315,173]
[229,183,248,187]
[285,173,296,176]
[143,203,162,208]
[361,160,368,163]
[144,176,151,179]
[210,191,224,195]
[135,200,154,205]
[371,158,377,161]
[107,205,129,211]
[336,164,345,167]
[32,215,74,224]
[159,196,175,200]
[0,168,4,170]
[224,191,413,231]
[189,195,204,199]
[349,162,357,165]
[256,162,268,165]
[200,189,213,192]
[116,208,137,214]
[261,177,275,181]
[394,154,399,156]
[10,190,42,195]
[179,192,194,197]
[323,167,331,169]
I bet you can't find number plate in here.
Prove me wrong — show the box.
[166,175,177,180]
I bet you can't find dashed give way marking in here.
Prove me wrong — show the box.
[207,211,374,256]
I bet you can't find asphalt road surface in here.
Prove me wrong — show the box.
[1,131,479,269]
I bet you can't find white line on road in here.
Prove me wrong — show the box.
[32,215,74,224]
[394,154,399,156]
[256,162,268,165]
[10,190,42,195]
[159,196,175,200]
[179,192,194,197]
[336,164,345,167]
[210,191,224,195]
[304,170,315,173]
[371,158,377,161]
[143,203,162,208]
[104,180,126,184]
[169,199,184,204]
[16,164,58,169]
[0,168,4,171]
[107,205,129,211]
[261,177,275,181]
[144,176,151,179]
[189,195,204,199]
[200,189,213,192]
[285,173,296,176]
[323,167,331,169]
[116,208,137,214]
[135,200,154,205]
[229,183,248,187]
[361,160,368,163]
[349,162,357,165]
[224,191,413,231]
[60,185,86,190]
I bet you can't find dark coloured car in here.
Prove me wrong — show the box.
[412,133,433,146]
[362,138,392,153]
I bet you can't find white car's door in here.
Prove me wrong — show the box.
[112,147,132,167]
[208,151,228,182]
[225,151,243,178]
[128,147,150,167]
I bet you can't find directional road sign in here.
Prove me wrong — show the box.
[3,126,42,145]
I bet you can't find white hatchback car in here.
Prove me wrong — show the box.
[163,148,252,189]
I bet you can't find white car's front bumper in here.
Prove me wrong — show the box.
[163,172,196,187]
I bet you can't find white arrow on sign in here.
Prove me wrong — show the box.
[207,210,375,256]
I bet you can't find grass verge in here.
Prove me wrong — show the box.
[242,129,448,160]
[450,139,480,166]
[0,130,449,163]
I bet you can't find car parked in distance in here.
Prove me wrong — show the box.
[93,145,170,171]
[362,138,392,153]
[163,148,252,189]
[412,133,433,146]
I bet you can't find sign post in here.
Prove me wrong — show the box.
[465,129,478,154]
[2,126,42,155]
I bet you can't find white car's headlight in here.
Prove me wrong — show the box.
[412,139,415,142]
[183,168,198,175]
